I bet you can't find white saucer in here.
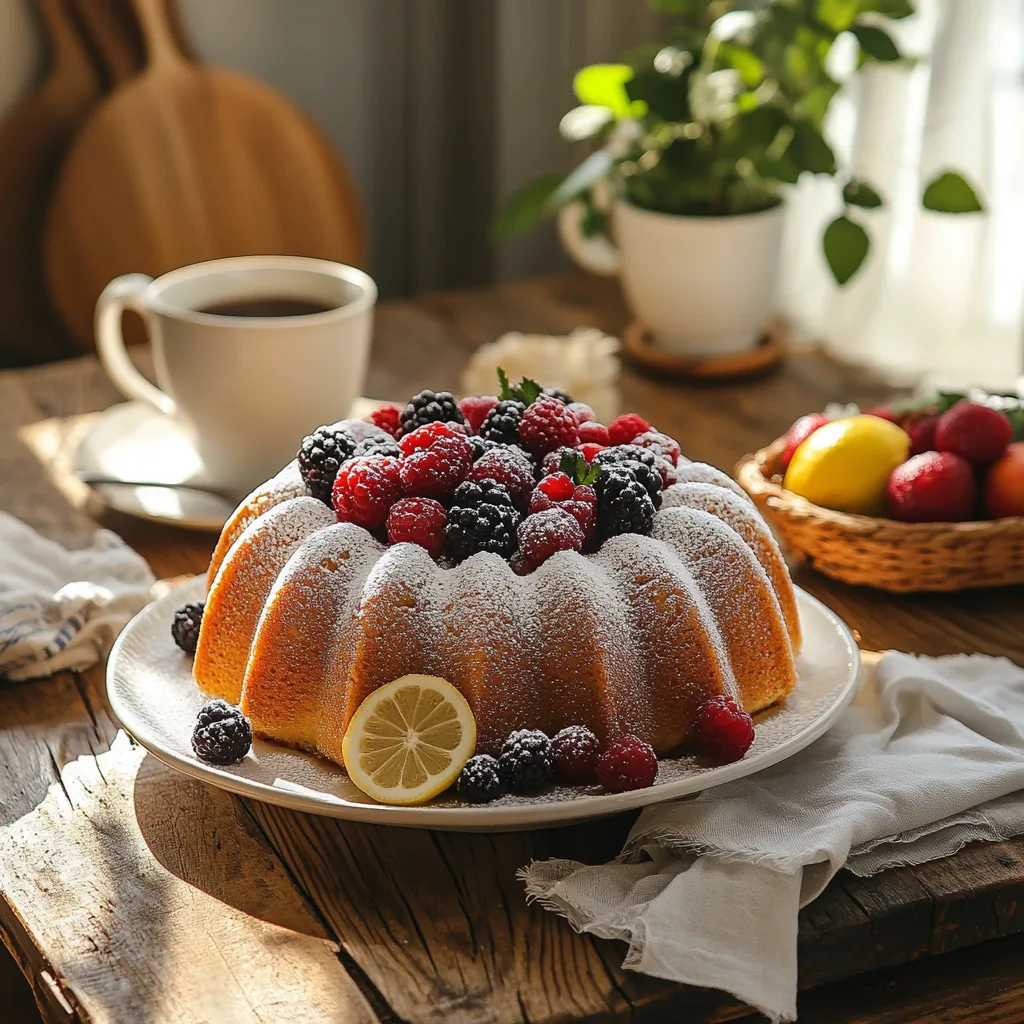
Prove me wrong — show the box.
[107,576,862,832]
[74,399,382,532]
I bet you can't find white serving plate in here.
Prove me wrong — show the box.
[107,576,860,831]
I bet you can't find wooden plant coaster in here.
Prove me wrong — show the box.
[622,319,786,380]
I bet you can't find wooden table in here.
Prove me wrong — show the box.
[2,274,1024,1024]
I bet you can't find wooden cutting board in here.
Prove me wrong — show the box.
[0,0,101,365]
[44,0,366,351]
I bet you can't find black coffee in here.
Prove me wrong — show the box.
[198,297,334,318]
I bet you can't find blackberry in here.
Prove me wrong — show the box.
[298,424,358,505]
[468,435,501,462]
[399,390,465,436]
[479,399,525,445]
[457,754,503,803]
[354,434,401,460]
[542,387,574,405]
[595,468,655,540]
[498,729,553,793]
[171,601,204,655]
[445,480,520,562]
[594,445,663,508]
[192,699,252,765]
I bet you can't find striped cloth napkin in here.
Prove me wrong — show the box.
[0,512,154,682]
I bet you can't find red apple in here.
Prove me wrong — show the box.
[780,413,829,471]
[985,442,1024,518]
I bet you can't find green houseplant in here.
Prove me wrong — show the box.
[497,0,983,356]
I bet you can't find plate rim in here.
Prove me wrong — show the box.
[106,578,861,831]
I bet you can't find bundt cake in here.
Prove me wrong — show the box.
[192,382,801,776]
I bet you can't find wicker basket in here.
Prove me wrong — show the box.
[735,439,1024,593]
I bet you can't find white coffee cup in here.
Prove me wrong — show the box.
[95,255,377,495]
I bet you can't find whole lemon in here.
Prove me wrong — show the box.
[784,414,910,515]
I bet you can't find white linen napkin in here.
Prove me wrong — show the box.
[0,512,154,682]
[520,653,1024,1022]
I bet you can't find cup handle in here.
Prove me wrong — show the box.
[557,202,622,277]
[95,274,176,418]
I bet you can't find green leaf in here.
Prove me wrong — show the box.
[843,179,884,208]
[580,462,601,486]
[872,0,915,18]
[497,367,513,401]
[626,66,690,121]
[492,173,565,240]
[823,215,870,285]
[647,0,706,12]
[922,171,984,213]
[549,150,616,209]
[815,0,860,32]
[852,24,901,61]
[789,119,837,175]
[518,377,542,405]
[573,64,639,117]
[718,42,764,88]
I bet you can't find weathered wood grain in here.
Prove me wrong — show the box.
[2,273,1024,1024]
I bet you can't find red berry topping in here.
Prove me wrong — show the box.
[567,402,596,424]
[935,402,1012,465]
[333,456,404,530]
[865,404,897,423]
[577,442,607,462]
[538,472,575,502]
[693,695,754,764]
[386,497,447,557]
[551,725,602,784]
[459,395,499,435]
[517,507,584,566]
[780,413,829,471]
[885,451,976,522]
[466,447,535,509]
[631,429,682,466]
[399,425,472,500]
[907,413,939,457]
[365,404,403,439]
[577,420,611,445]
[608,413,650,446]
[529,488,556,514]
[518,395,580,457]
[596,735,658,792]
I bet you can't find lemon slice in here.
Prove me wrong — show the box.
[341,674,477,805]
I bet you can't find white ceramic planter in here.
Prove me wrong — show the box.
[559,199,786,357]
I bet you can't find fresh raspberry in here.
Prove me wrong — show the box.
[780,413,829,471]
[399,420,463,456]
[608,413,650,446]
[459,395,499,435]
[538,472,575,502]
[518,395,580,457]
[365,403,403,439]
[885,451,976,522]
[466,446,535,509]
[398,424,472,500]
[935,402,1012,465]
[333,456,404,529]
[577,442,607,462]
[567,402,596,424]
[907,414,939,457]
[528,481,597,548]
[577,421,611,446]
[631,429,682,466]
[551,725,601,784]
[693,695,755,764]
[386,497,447,557]
[596,735,658,792]
[517,507,584,566]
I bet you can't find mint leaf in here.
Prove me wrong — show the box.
[519,378,542,405]
[559,451,581,479]
[496,367,514,401]
[580,462,602,486]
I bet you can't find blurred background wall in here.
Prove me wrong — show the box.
[0,0,664,300]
